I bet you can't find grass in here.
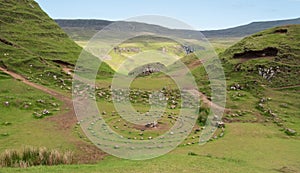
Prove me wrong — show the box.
[0,75,77,155]
[0,146,73,168]
[1,123,300,172]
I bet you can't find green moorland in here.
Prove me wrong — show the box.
[0,0,299,172]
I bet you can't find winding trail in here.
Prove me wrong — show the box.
[0,67,106,163]
[188,89,230,114]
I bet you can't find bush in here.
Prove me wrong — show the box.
[198,106,209,126]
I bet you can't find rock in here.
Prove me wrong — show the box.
[52,103,58,107]
[270,112,277,117]
[258,66,277,81]
[33,112,43,118]
[4,122,11,126]
[260,98,266,103]
[23,104,30,109]
[37,99,45,104]
[1,133,9,136]
[230,83,243,90]
[216,121,225,128]
[258,103,264,108]
[4,101,9,106]
[145,121,158,128]
[42,109,50,115]
[285,128,297,136]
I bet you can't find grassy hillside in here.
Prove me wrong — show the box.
[0,0,113,89]
[221,25,300,88]
[214,25,300,141]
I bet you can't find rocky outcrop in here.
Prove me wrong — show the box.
[258,66,280,81]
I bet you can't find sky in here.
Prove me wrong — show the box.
[35,0,300,30]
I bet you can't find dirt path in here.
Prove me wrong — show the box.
[189,89,230,114]
[187,59,203,69]
[0,67,106,163]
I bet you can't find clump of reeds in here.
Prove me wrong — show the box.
[0,146,74,168]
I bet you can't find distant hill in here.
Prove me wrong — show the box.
[0,0,114,88]
[55,19,205,41]
[203,18,300,37]
[55,17,300,40]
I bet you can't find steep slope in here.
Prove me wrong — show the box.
[0,0,113,88]
[221,25,300,88]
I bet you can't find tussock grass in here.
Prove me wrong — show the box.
[0,146,73,168]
